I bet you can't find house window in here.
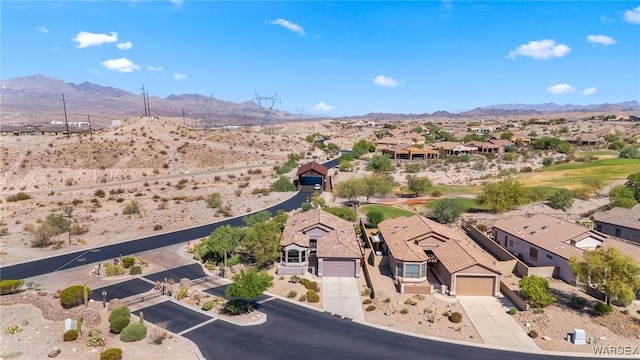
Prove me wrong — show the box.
[405,264,420,278]
[396,263,403,277]
[287,249,300,263]
[310,239,317,252]
[615,228,621,237]
[546,254,553,260]
[595,224,602,231]
[420,263,427,278]
[301,251,306,263]
[509,239,513,247]
[529,247,538,261]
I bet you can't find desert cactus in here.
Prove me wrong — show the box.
[76,315,83,336]
[83,283,89,307]
[139,311,144,324]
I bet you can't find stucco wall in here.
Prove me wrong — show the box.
[594,222,640,244]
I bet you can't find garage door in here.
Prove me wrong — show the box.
[299,175,323,186]
[455,275,495,296]
[322,259,355,277]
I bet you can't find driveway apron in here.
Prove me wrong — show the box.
[322,277,365,321]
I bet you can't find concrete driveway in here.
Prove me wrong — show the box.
[458,296,538,352]
[322,277,365,321]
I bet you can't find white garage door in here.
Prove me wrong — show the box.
[322,259,356,277]
[456,275,495,296]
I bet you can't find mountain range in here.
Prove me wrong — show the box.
[1,75,638,125]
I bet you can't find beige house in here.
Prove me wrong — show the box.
[380,144,439,160]
[277,208,362,277]
[592,205,640,244]
[376,215,501,296]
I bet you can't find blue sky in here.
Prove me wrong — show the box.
[2,1,639,116]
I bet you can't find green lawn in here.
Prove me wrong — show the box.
[518,158,640,188]
[425,197,490,213]
[360,204,415,218]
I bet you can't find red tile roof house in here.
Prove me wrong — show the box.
[277,208,362,277]
[592,204,640,244]
[492,213,640,285]
[377,215,501,296]
[296,161,328,191]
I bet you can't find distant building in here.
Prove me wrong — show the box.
[592,205,640,244]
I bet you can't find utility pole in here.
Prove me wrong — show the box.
[182,108,185,126]
[141,85,148,117]
[146,91,151,117]
[87,115,94,140]
[62,94,70,139]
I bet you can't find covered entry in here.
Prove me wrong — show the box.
[320,259,357,277]
[297,161,327,188]
[455,275,496,296]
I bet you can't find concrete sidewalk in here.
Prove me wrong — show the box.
[322,277,365,321]
[458,296,538,351]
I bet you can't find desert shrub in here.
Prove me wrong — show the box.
[383,297,391,303]
[360,287,371,296]
[201,300,213,311]
[518,275,556,308]
[300,201,311,212]
[69,224,89,235]
[594,301,612,315]
[104,263,124,276]
[121,256,135,268]
[520,166,533,173]
[508,307,518,315]
[109,316,130,334]
[119,323,147,342]
[60,285,91,309]
[129,266,142,275]
[0,279,24,295]
[271,176,296,192]
[94,189,105,198]
[153,224,163,231]
[365,305,376,312]
[528,330,538,338]
[206,193,222,209]
[405,163,421,173]
[362,299,372,304]
[449,312,462,323]
[86,329,104,347]
[572,186,591,200]
[404,298,413,305]
[298,294,307,302]
[122,201,140,215]
[109,306,131,322]
[221,299,246,315]
[299,279,318,291]
[63,329,78,341]
[3,325,22,334]
[6,192,31,202]
[570,296,587,310]
[306,290,320,303]
[287,291,297,299]
[532,308,545,314]
[542,157,554,167]
[100,348,123,360]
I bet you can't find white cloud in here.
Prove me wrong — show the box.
[624,6,640,23]
[507,39,571,60]
[313,102,334,112]
[373,75,402,87]
[268,18,305,36]
[146,65,163,72]
[173,73,187,80]
[36,26,49,33]
[587,34,617,46]
[116,41,133,50]
[101,58,140,73]
[546,83,575,94]
[170,0,184,7]
[73,31,118,48]
[582,87,598,96]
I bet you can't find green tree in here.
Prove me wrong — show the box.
[406,175,432,197]
[366,210,385,227]
[243,210,272,227]
[477,179,528,213]
[581,178,603,197]
[323,206,357,221]
[44,213,71,235]
[352,139,376,158]
[410,126,423,134]
[431,198,464,224]
[518,275,556,308]
[333,178,365,202]
[625,172,640,201]
[608,140,627,151]
[197,225,244,264]
[242,212,287,267]
[619,146,640,159]
[500,132,513,140]
[547,188,574,211]
[608,185,637,208]
[225,268,274,312]
[338,157,354,172]
[542,157,554,167]
[362,173,394,202]
[570,247,640,306]
[271,176,296,192]
[366,154,395,173]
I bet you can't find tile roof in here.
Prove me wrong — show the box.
[316,229,361,258]
[430,240,481,273]
[592,205,640,231]
[493,213,640,264]
[296,161,328,176]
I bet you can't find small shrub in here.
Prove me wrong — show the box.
[100,348,123,360]
[104,263,124,276]
[129,266,142,275]
[86,329,104,347]
[122,201,140,215]
[63,329,78,341]
[6,192,31,202]
[60,285,92,309]
[528,330,539,338]
[287,291,297,299]
[365,305,376,312]
[508,307,518,315]
[201,300,213,311]
[298,294,307,302]
[362,299,372,305]
[153,224,163,231]
[119,322,147,342]
[94,189,105,198]
[383,297,391,303]
[594,301,612,315]
[449,312,462,323]
[570,296,587,310]
[306,290,320,303]
[404,298,413,305]
[400,308,409,315]
[0,279,25,295]
[121,256,135,268]
[109,306,131,322]
[221,299,247,315]
[360,287,371,296]
[532,308,545,314]
[109,316,130,334]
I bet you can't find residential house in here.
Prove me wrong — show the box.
[296,161,328,190]
[380,144,439,160]
[493,213,640,284]
[376,215,501,296]
[465,141,503,154]
[277,208,361,277]
[592,205,640,244]
[433,142,478,156]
